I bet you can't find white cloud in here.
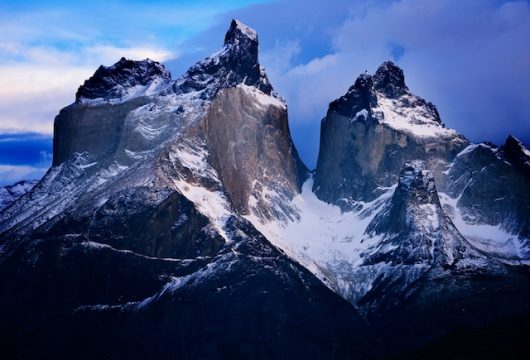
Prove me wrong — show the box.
[0,2,191,135]
[84,45,176,64]
[261,40,301,74]
[0,64,90,134]
[0,165,48,186]
[0,43,177,134]
[288,54,339,76]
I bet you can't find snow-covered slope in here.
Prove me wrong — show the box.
[0,180,38,211]
[246,177,394,292]
[245,61,529,318]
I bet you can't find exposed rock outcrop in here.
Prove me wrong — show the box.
[314,61,468,208]
[440,136,530,260]
[177,19,272,98]
[76,57,171,104]
[365,161,468,267]
[202,85,307,219]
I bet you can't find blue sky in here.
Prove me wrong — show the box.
[1,0,529,185]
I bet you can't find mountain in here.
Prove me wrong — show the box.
[313,61,468,208]
[440,136,530,261]
[1,20,530,359]
[0,20,376,360]
[247,62,530,354]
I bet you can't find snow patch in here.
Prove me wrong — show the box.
[245,178,395,292]
[372,94,458,138]
[354,109,368,120]
[173,180,231,242]
[232,19,257,41]
[439,192,529,264]
[168,141,232,242]
[238,84,285,110]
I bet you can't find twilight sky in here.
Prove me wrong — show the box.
[0,0,529,185]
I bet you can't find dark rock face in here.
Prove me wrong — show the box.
[52,97,150,166]
[0,212,379,360]
[328,74,377,119]
[41,187,225,259]
[373,61,409,99]
[351,162,472,317]
[443,138,530,244]
[365,162,467,266]
[369,263,530,355]
[393,310,530,360]
[501,135,530,177]
[355,163,530,355]
[314,61,467,208]
[76,57,171,103]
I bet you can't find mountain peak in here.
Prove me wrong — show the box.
[224,19,258,44]
[364,160,469,267]
[505,135,526,149]
[501,135,530,173]
[373,61,408,98]
[178,19,272,97]
[76,57,171,104]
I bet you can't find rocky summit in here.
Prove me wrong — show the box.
[1,20,530,359]
[313,61,468,207]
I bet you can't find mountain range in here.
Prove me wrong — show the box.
[1,19,529,359]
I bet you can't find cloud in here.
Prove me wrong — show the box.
[86,45,175,63]
[0,131,52,185]
[288,54,339,76]
[261,40,301,75]
[326,0,530,147]
[0,165,48,186]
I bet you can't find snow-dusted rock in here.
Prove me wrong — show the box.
[313,61,468,207]
[440,135,530,263]
[0,20,378,360]
[76,57,171,105]
[176,19,273,98]
[0,180,38,211]
[1,18,530,360]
